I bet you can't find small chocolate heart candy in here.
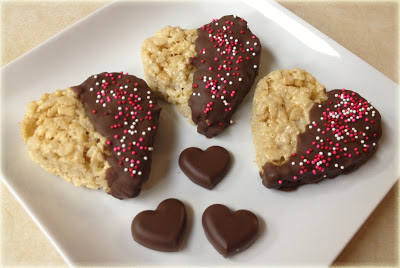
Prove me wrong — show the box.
[179,146,231,190]
[202,204,259,258]
[131,198,186,252]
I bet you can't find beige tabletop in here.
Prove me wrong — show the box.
[1,0,398,266]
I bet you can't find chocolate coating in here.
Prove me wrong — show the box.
[131,198,187,252]
[178,146,230,190]
[202,204,259,258]
[261,89,382,190]
[189,15,261,137]
[71,72,161,199]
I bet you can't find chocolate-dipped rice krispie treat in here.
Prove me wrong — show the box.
[20,72,162,199]
[142,15,261,137]
[251,68,382,190]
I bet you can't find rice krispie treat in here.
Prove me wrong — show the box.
[251,68,382,189]
[20,72,162,199]
[141,26,197,119]
[142,15,261,137]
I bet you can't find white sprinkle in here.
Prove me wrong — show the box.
[103,104,106,107]
[230,120,233,124]
[340,166,344,169]
[291,162,295,166]
[138,171,142,176]
[142,131,146,135]
[238,78,242,81]
[197,93,201,96]
[124,168,128,172]
[373,143,376,146]
[253,65,257,68]
[95,82,99,86]
[94,75,97,79]
[89,87,94,91]
[148,147,153,151]
[144,156,148,160]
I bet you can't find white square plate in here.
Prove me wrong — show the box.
[1,0,399,266]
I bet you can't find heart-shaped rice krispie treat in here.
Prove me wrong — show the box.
[20,72,161,199]
[142,15,261,137]
[251,68,381,189]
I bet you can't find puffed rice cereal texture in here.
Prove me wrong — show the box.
[141,26,198,120]
[20,88,111,192]
[250,68,327,172]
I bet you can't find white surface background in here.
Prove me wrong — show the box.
[1,0,399,266]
